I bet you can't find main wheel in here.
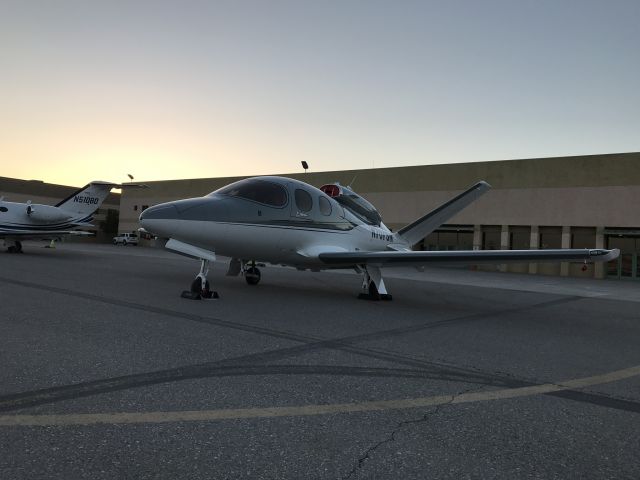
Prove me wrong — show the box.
[245,267,261,285]
[368,280,380,301]
[191,278,210,294]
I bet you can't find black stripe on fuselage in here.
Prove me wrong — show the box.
[0,224,74,232]
[194,220,355,233]
[0,215,93,231]
[0,231,74,237]
[0,222,78,231]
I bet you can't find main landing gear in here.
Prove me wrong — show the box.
[6,241,23,253]
[226,258,262,285]
[358,265,392,301]
[181,259,219,300]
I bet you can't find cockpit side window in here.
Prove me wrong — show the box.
[336,190,381,226]
[319,196,332,216]
[294,189,313,213]
[213,179,288,207]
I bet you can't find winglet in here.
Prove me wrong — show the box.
[590,248,620,262]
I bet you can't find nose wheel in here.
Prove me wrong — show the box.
[244,264,261,285]
[6,241,23,253]
[181,259,219,300]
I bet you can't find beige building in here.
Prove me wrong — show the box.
[119,152,640,281]
[0,177,120,242]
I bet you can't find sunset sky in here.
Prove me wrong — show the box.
[1,0,639,187]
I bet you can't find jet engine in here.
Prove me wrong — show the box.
[25,203,73,223]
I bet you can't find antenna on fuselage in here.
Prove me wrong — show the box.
[347,175,357,190]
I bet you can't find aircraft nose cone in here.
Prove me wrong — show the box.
[139,197,229,242]
[139,197,229,229]
[139,202,183,238]
[139,203,179,223]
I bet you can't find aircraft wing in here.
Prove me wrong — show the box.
[318,248,620,267]
[164,238,217,262]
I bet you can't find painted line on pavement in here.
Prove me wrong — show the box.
[1,365,639,427]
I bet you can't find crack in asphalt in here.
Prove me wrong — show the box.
[341,404,451,480]
[341,384,485,479]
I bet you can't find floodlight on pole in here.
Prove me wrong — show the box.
[301,161,309,173]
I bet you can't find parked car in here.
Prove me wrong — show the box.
[113,232,139,246]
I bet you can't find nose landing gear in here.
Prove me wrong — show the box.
[181,259,219,300]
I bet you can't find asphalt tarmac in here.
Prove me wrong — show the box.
[0,242,639,479]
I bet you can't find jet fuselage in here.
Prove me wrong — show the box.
[139,176,400,267]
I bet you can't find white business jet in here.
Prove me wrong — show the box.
[139,176,619,300]
[1,181,125,252]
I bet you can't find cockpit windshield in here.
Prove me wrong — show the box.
[211,179,288,207]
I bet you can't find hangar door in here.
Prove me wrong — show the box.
[606,231,640,280]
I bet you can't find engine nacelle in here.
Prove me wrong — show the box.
[25,204,73,224]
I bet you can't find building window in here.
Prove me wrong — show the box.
[510,226,531,249]
[482,226,502,250]
[539,226,562,249]
[571,227,596,249]
[134,205,138,211]
[427,230,474,251]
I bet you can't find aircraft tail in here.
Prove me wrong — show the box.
[396,181,491,246]
[55,181,117,218]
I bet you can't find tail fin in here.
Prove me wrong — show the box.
[397,181,491,246]
[55,181,117,218]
